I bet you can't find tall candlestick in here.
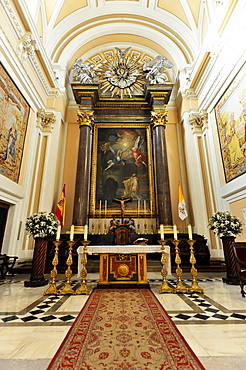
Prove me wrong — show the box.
[173,224,178,240]
[160,224,164,240]
[56,225,61,241]
[84,225,88,240]
[70,225,74,241]
[188,224,192,240]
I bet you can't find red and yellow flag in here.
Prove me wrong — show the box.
[55,184,66,227]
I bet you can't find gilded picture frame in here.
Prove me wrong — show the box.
[0,63,30,182]
[90,124,155,217]
[215,63,246,182]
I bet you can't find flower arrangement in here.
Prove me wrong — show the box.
[26,212,59,238]
[208,211,243,237]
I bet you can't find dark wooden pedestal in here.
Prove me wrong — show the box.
[221,236,239,285]
[24,237,49,287]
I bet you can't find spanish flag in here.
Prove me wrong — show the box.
[55,184,66,227]
[178,184,188,220]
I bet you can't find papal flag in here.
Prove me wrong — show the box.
[178,184,188,220]
[55,184,66,227]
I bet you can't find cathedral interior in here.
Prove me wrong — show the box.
[0,1,246,369]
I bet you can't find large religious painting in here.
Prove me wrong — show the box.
[215,64,246,182]
[90,124,155,217]
[0,63,30,182]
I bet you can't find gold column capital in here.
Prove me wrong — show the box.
[77,110,94,128]
[150,111,168,128]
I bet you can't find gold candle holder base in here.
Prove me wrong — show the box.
[159,239,173,293]
[187,239,204,294]
[59,240,75,295]
[44,240,62,295]
[173,239,188,294]
[76,240,90,295]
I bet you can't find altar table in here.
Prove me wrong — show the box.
[77,245,171,287]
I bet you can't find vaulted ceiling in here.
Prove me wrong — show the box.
[25,0,229,80]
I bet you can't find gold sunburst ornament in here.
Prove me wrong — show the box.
[96,47,145,99]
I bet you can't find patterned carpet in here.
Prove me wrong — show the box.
[47,289,205,370]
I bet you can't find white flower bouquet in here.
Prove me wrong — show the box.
[26,212,59,238]
[208,211,243,237]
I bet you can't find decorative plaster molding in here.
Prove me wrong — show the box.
[17,33,37,62]
[36,109,56,132]
[189,110,208,131]
[77,111,94,127]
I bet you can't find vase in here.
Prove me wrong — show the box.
[221,236,239,285]
[24,237,49,287]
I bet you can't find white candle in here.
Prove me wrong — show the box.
[70,224,74,241]
[173,224,178,240]
[99,200,102,217]
[84,225,88,241]
[105,200,107,216]
[188,224,192,240]
[138,200,140,215]
[160,224,164,240]
[144,200,146,214]
[56,225,61,241]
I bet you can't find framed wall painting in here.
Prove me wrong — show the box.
[0,63,30,182]
[90,124,155,217]
[215,63,246,182]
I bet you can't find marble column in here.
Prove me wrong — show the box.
[73,111,94,225]
[151,111,172,226]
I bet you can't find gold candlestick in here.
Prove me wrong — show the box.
[44,240,62,295]
[59,240,75,295]
[173,239,188,293]
[188,239,204,293]
[159,239,173,293]
[76,240,90,295]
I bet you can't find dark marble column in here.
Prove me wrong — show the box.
[151,112,172,226]
[73,111,94,226]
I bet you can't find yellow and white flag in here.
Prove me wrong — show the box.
[178,184,188,220]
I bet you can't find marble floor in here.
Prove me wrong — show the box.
[0,271,246,370]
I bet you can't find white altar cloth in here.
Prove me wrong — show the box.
[77,245,171,277]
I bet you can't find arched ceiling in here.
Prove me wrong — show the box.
[25,0,224,78]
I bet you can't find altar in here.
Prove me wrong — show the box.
[77,245,171,288]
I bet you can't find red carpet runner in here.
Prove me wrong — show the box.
[47,289,206,370]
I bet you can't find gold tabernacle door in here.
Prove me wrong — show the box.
[98,253,149,288]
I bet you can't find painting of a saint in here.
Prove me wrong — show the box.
[215,64,246,182]
[0,64,30,182]
[91,125,154,216]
